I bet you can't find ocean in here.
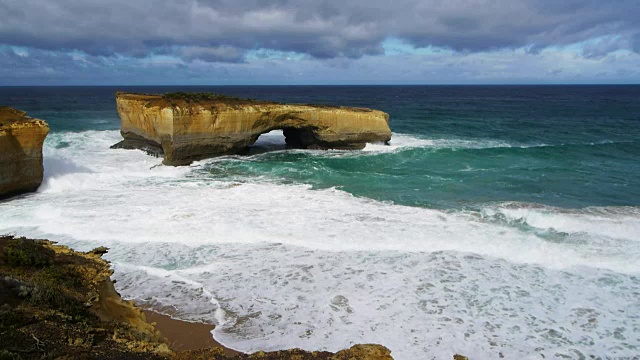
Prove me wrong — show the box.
[0,85,639,359]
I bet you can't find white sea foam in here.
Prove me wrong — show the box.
[363,133,514,153]
[257,130,494,153]
[0,130,638,359]
[363,133,632,154]
[235,130,519,157]
[106,242,639,359]
[482,203,640,243]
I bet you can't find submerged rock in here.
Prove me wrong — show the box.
[113,92,391,166]
[0,106,49,199]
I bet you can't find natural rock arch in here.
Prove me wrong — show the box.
[113,92,392,165]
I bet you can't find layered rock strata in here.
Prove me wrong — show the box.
[113,92,391,165]
[0,106,49,199]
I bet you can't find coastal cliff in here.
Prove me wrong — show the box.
[0,236,394,359]
[0,107,49,199]
[113,92,391,165]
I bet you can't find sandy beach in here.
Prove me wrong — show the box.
[143,309,241,357]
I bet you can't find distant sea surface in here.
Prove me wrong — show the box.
[1,86,639,359]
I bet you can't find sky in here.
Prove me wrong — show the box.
[1,0,640,85]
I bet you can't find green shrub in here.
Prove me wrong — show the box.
[30,277,85,317]
[1,238,54,268]
[0,349,21,360]
[33,265,84,289]
[163,92,244,102]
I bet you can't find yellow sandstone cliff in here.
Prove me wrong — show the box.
[113,92,391,165]
[0,106,49,199]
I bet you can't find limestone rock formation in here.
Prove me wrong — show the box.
[113,92,391,165]
[0,106,49,199]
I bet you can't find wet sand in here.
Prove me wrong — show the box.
[96,279,239,356]
[143,310,241,357]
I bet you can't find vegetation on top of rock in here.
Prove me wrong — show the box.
[163,92,251,103]
[0,236,54,267]
[0,236,168,359]
[0,106,27,124]
[0,106,25,115]
[87,246,109,257]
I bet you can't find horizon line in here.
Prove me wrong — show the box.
[1,83,640,87]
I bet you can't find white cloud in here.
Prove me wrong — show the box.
[1,0,639,84]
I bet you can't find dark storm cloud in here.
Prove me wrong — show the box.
[0,0,639,60]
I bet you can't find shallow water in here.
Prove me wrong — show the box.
[1,86,639,358]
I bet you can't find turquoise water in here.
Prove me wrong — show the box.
[1,86,639,358]
[3,85,639,209]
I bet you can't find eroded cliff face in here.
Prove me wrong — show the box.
[113,92,391,165]
[0,106,49,199]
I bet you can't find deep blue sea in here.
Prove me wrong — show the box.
[1,86,639,359]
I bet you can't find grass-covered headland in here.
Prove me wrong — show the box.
[0,235,170,359]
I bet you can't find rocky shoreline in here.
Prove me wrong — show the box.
[0,235,396,359]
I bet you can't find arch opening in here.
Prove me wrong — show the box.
[249,129,287,155]
[248,125,320,155]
